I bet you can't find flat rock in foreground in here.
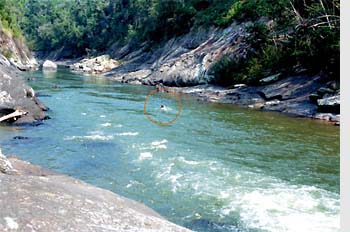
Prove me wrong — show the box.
[0,155,190,232]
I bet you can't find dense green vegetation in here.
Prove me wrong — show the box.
[12,0,236,53]
[212,0,340,85]
[0,0,24,37]
[1,0,340,84]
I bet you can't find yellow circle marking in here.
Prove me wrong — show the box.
[144,87,182,126]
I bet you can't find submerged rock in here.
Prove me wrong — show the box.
[0,154,190,232]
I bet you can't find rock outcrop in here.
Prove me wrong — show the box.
[0,28,38,71]
[170,75,339,124]
[0,152,190,232]
[68,22,249,86]
[0,26,46,125]
[0,62,47,125]
[67,21,339,124]
[70,55,119,74]
[42,60,57,72]
[317,92,340,114]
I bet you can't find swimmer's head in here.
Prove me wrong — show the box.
[160,105,164,108]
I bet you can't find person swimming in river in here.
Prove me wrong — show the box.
[160,104,170,112]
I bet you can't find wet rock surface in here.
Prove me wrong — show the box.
[171,75,339,124]
[0,154,190,232]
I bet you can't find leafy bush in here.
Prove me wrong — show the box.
[211,0,339,86]
[0,0,23,38]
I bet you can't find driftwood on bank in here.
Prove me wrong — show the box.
[0,110,27,123]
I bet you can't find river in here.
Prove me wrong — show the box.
[0,69,340,232]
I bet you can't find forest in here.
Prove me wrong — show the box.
[0,0,340,84]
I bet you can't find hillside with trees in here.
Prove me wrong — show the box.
[1,0,340,85]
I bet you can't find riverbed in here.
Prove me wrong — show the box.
[0,68,339,232]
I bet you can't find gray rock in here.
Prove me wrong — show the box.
[317,93,340,114]
[171,75,325,119]
[0,150,16,174]
[317,87,335,96]
[42,60,58,71]
[0,29,38,71]
[0,155,191,232]
[0,63,47,125]
[259,75,322,101]
[71,55,119,74]
[314,113,340,122]
[327,81,340,91]
[317,94,340,106]
[259,73,282,85]
[309,93,320,103]
[100,22,251,86]
[232,84,247,89]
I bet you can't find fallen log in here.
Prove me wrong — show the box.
[0,110,28,123]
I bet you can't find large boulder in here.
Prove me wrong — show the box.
[0,154,190,232]
[0,63,47,125]
[70,55,119,74]
[42,60,58,71]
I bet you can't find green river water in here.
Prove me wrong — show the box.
[0,69,339,232]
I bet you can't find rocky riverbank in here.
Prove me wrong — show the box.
[0,151,190,232]
[63,22,339,125]
[0,30,48,125]
[170,76,340,124]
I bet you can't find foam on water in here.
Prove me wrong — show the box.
[151,157,339,232]
[101,122,112,127]
[64,134,114,141]
[116,132,139,136]
[133,139,168,152]
[138,152,153,161]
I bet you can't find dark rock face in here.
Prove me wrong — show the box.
[0,29,38,71]
[0,63,47,125]
[0,154,190,232]
[66,21,339,124]
[317,93,340,114]
[171,75,339,123]
[69,22,250,87]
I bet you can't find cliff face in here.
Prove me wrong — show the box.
[102,22,249,86]
[69,21,339,123]
[0,27,38,71]
[0,27,47,125]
